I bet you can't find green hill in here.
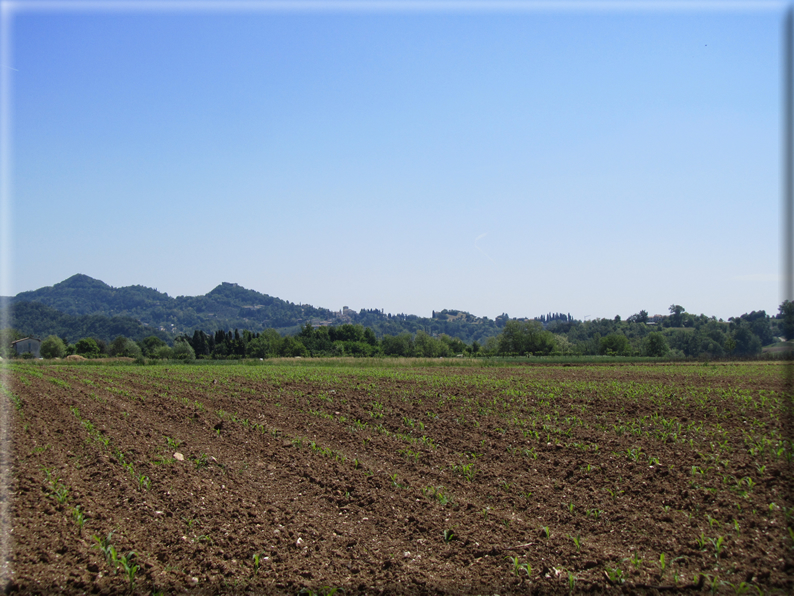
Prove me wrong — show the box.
[8,301,171,345]
[10,274,503,343]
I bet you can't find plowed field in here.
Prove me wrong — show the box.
[2,360,793,594]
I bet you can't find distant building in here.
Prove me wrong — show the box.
[12,337,41,358]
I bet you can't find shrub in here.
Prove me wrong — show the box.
[153,345,174,360]
[75,338,101,358]
[109,336,142,359]
[40,335,67,359]
[172,339,196,361]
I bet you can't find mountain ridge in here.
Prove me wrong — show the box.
[10,274,505,343]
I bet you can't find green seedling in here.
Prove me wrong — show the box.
[506,556,531,577]
[41,467,54,485]
[604,567,624,585]
[541,526,550,539]
[733,519,740,537]
[696,533,708,550]
[569,534,582,552]
[568,502,575,514]
[721,581,753,595]
[586,508,601,519]
[54,485,69,504]
[165,436,181,449]
[706,514,719,529]
[71,505,86,533]
[117,551,138,590]
[710,536,725,560]
[423,486,451,506]
[137,474,150,490]
[705,574,720,595]
[92,532,118,568]
[567,570,576,593]
[659,552,666,574]
[253,552,265,574]
[442,529,456,543]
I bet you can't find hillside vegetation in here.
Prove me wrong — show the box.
[4,275,790,360]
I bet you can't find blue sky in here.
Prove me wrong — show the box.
[5,1,784,321]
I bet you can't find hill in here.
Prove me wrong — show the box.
[8,301,171,344]
[10,274,504,343]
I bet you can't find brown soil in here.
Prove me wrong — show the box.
[3,362,793,594]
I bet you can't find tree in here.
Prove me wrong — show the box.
[643,332,669,357]
[382,332,413,357]
[732,323,762,356]
[280,336,308,357]
[40,335,67,359]
[0,328,24,359]
[172,338,196,361]
[497,321,556,356]
[153,345,174,359]
[598,333,631,356]
[109,335,141,358]
[140,335,167,357]
[669,305,685,327]
[247,329,283,358]
[413,331,451,358]
[363,327,378,346]
[779,300,794,341]
[552,334,574,355]
[75,338,100,358]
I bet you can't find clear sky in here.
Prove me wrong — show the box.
[4,1,785,321]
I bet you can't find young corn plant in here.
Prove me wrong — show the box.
[54,484,69,505]
[117,551,138,591]
[252,552,265,575]
[604,567,625,585]
[92,533,119,570]
[710,536,726,561]
[569,534,582,553]
[696,533,708,550]
[567,571,576,594]
[71,506,86,533]
[442,529,456,543]
[505,556,531,577]
[623,552,642,570]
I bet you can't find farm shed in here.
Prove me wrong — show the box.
[12,337,41,358]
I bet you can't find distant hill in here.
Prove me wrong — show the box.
[9,274,504,343]
[8,301,171,345]
[12,274,335,336]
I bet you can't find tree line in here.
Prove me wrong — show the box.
[6,301,791,361]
